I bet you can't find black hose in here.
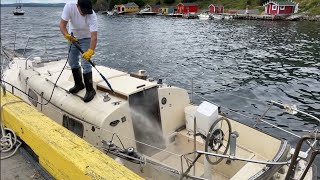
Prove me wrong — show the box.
[71,40,114,93]
[1,44,72,106]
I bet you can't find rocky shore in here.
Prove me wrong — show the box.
[299,15,320,21]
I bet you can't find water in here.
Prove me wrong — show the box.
[1,7,320,177]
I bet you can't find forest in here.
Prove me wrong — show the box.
[92,0,320,14]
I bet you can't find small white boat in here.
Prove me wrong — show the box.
[198,13,210,20]
[1,45,319,179]
[13,5,24,16]
[210,14,224,20]
[223,15,233,20]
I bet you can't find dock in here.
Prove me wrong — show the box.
[231,14,284,20]
[136,12,158,16]
[0,90,142,179]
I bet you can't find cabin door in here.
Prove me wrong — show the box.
[129,87,165,156]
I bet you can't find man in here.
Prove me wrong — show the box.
[59,0,97,103]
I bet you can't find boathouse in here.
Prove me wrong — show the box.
[208,4,224,13]
[115,2,139,13]
[176,3,198,14]
[114,4,125,13]
[124,2,139,13]
[263,0,298,15]
[145,4,161,13]
[160,6,175,14]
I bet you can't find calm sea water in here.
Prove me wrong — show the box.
[1,7,320,177]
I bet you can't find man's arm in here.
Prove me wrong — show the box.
[90,31,97,51]
[59,19,68,36]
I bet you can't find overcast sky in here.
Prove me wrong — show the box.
[1,0,77,4]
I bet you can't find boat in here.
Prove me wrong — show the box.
[198,13,210,20]
[182,12,198,19]
[13,1,25,16]
[1,45,319,179]
[210,14,224,20]
[13,5,25,15]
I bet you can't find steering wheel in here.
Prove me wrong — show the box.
[205,117,232,165]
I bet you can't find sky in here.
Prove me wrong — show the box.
[1,0,77,4]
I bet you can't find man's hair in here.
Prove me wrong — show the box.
[78,0,93,15]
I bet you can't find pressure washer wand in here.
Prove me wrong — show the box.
[71,40,114,93]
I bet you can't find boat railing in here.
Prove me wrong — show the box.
[286,133,320,179]
[179,98,319,179]
[1,30,56,60]
[180,133,319,179]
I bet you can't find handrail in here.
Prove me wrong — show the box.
[285,133,320,180]
[270,100,320,124]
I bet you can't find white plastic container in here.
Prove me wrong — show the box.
[184,105,198,132]
[195,101,219,135]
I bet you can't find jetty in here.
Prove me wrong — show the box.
[232,14,283,20]
[0,90,142,179]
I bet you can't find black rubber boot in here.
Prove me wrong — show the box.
[69,67,84,94]
[83,72,96,103]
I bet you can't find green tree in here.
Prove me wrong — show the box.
[163,0,175,4]
[134,0,145,7]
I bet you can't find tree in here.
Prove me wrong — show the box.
[163,0,175,4]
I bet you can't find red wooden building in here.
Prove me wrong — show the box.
[176,3,198,14]
[208,4,224,14]
[263,0,297,15]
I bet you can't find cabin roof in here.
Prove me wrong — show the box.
[177,3,198,6]
[22,60,158,127]
[145,4,161,8]
[124,2,139,8]
[263,0,296,6]
[209,4,224,7]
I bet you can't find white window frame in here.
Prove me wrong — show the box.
[272,5,277,10]
[280,6,285,10]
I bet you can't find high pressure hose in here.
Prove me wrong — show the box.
[0,44,72,159]
[1,43,72,106]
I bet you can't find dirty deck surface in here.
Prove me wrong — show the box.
[1,150,44,180]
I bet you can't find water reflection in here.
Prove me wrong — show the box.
[1,7,319,140]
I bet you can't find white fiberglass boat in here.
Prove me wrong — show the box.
[1,46,319,179]
[198,13,210,20]
[13,5,25,15]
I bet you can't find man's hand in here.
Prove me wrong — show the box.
[82,49,94,61]
[64,33,78,44]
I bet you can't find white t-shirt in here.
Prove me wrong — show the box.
[61,3,98,39]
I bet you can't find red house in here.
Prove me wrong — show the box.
[263,0,297,15]
[208,4,224,14]
[176,3,198,14]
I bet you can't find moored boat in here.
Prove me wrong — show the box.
[1,46,319,179]
[198,13,210,20]
[13,5,25,16]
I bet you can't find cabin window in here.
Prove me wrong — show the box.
[63,115,84,138]
[28,89,38,107]
[272,5,277,10]
[280,6,285,10]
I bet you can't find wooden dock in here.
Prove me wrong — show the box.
[231,14,284,20]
